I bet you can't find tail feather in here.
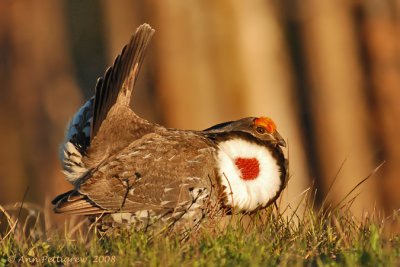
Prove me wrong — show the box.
[59,24,155,184]
[53,190,104,215]
[60,141,89,184]
[60,97,93,184]
[91,24,155,139]
[55,23,155,214]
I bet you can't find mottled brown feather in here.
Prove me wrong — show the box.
[53,190,103,214]
[80,131,219,213]
[53,24,289,232]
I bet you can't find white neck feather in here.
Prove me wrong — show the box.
[216,138,282,211]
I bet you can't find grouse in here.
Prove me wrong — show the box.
[52,24,288,233]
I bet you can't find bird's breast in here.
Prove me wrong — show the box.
[215,138,283,211]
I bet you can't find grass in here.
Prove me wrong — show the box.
[1,174,400,266]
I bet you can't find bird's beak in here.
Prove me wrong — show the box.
[273,131,286,147]
[277,138,286,147]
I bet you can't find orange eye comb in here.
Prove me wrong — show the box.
[254,116,277,133]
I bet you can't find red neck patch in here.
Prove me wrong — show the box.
[234,158,260,180]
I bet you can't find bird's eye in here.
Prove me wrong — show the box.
[256,126,266,134]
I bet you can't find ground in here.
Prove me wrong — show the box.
[1,185,399,267]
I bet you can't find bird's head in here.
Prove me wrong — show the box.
[204,116,286,148]
[204,116,288,212]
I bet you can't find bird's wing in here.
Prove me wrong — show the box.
[53,132,218,215]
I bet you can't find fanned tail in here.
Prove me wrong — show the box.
[58,23,155,185]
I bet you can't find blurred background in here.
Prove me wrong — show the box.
[0,0,399,229]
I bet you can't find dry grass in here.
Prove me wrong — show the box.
[1,165,399,266]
